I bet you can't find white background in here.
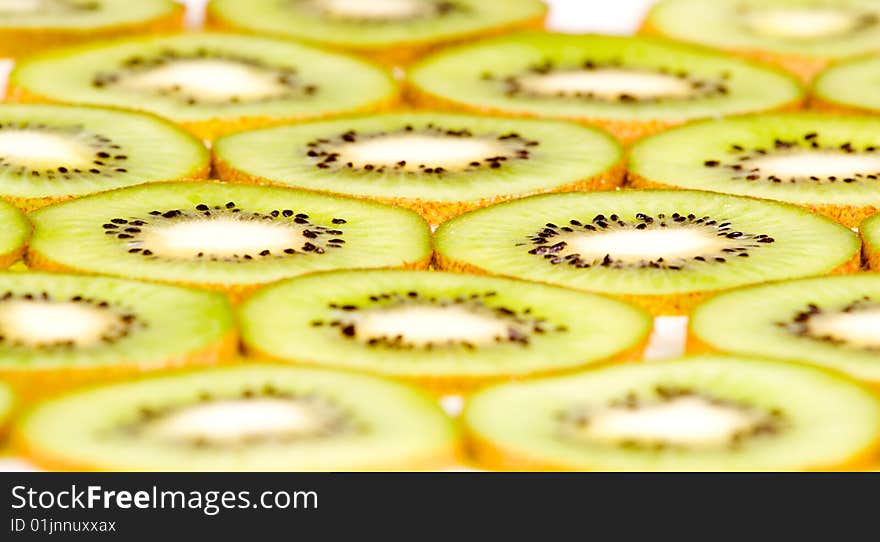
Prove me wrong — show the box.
[0,0,682,471]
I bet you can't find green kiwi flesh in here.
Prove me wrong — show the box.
[26,181,432,290]
[239,269,651,386]
[0,199,30,262]
[18,363,459,471]
[0,0,177,29]
[465,355,880,471]
[691,275,880,385]
[814,54,880,113]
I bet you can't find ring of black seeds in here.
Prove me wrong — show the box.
[0,122,129,179]
[112,386,364,448]
[304,0,460,22]
[555,386,786,451]
[308,290,567,350]
[103,202,348,262]
[519,213,775,270]
[0,290,143,349]
[703,134,880,185]
[779,297,880,351]
[304,123,539,174]
[92,49,319,106]
[482,59,730,103]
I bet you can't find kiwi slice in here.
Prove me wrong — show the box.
[689,275,880,388]
[17,363,459,471]
[206,0,547,66]
[0,271,236,402]
[0,200,30,269]
[813,54,880,116]
[8,33,398,140]
[465,355,880,471]
[406,32,804,143]
[643,0,880,82]
[0,103,208,210]
[434,190,859,315]
[240,269,652,392]
[213,112,623,224]
[0,0,182,58]
[629,112,880,227]
[861,212,880,269]
[26,181,432,299]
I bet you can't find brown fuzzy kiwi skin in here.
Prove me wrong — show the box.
[204,5,547,68]
[6,59,402,141]
[12,360,464,472]
[404,81,805,144]
[627,173,878,229]
[0,328,239,405]
[434,250,861,317]
[639,19,828,84]
[0,4,184,60]
[213,153,626,225]
[242,331,650,397]
[25,249,434,304]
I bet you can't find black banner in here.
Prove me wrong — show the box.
[1,472,876,539]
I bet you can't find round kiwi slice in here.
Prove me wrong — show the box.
[465,355,880,471]
[17,363,459,471]
[0,0,182,58]
[0,103,208,210]
[863,212,880,269]
[206,0,547,66]
[642,0,880,82]
[434,190,859,315]
[406,32,804,143]
[813,54,880,116]
[690,275,880,388]
[240,269,652,392]
[26,181,432,299]
[629,112,880,227]
[8,33,398,140]
[213,112,623,224]
[0,272,236,402]
[0,200,30,269]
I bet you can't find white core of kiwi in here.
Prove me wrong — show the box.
[137,217,310,259]
[744,8,858,39]
[329,134,509,172]
[118,60,291,102]
[0,130,91,169]
[745,149,880,179]
[805,308,880,349]
[352,304,512,346]
[575,396,760,448]
[317,0,427,19]
[516,69,695,100]
[0,300,118,347]
[143,399,330,445]
[561,227,723,263]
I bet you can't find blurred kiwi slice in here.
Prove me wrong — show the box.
[240,269,651,392]
[213,112,623,224]
[862,212,880,269]
[0,0,183,58]
[0,200,29,268]
[643,0,880,82]
[629,112,880,227]
[406,33,804,142]
[0,272,236,402]
[434,190,859,315]
[464,355,880,471]
[17,363,459,471]
[813,54,880,116]
[0,104,208,210]
[26,181,432,299]
[690,275,880,388]
[206,0,547,66]
[8,33,399,140]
